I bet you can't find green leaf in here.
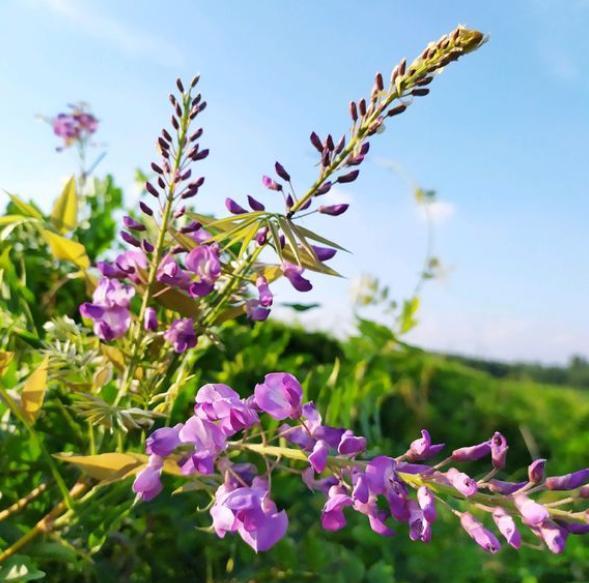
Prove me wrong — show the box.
[397,296,420,334]
[277,217,302,265]
[21,356,49,424]
[280,302,320,312]
[289,223,348,252]
[40,229,90,270]
[51,176,78,233]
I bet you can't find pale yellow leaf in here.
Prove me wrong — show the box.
[22,356,49,424]
[41,229,90,270]
[51,176,78,233]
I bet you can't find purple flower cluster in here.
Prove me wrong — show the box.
[134,371,589,555]
[50,104,98,150]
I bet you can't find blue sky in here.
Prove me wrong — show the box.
[1,0,587,363]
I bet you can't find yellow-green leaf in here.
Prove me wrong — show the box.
[8,194,43,219]
[100,344,126,371]
[0,350,14,374]
[22,356,49,424]
[41,229,90,270]
[152,283,199,318]
[51,176,78,233]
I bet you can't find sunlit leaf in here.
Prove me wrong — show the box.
[259,264,282,283]
[0,350,14,374]
[21,356,49,424]
[152,283,199,318]
[100,344,125,371]
[277,217,302,265]
[397,296,420,334]
[41,229,90,270]
[54,452,146,482]
[7,193,44,219]
[51,176,78,233]
[289,223,348,252]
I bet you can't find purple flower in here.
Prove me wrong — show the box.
[459,512,501,553]
[274,161,291,182]
[245,299,271,321]
[144,307,158,331]
[492,507,521,549]
[319,204,349,216]
[194,383,258,435]
[97,250,147,283]
[146,423,183,457]
[185,244,221,297]
[365,456,397,495]
[513,494,549,527]
[248,195,265,211]
[445,468,478,497]
[262,175,281,191]
[528,459,547,484]
[539,519,567,554]
[321,486,353,531]
[157,255,191,289]
[246,276,273,321]
[256,276,273,307]
[132,455,163,502]
[123,216,146,231]
[178,416,227,474]
[337,430,367,456]
[353,494,395,537]
[408,429,445,461]
[211,478,288,552]
[164,318,197,353]
[309,440,329,473]
[490,432,508,469]
[408,500,428,541]
[417,486,436,523]
[485,479,526,495]
[311,245,337,262]
[79,278,134,341]
[301,467,338,494]
[545,468,589,491]
[451,440,491,462]
[254,372,303,420]
[281,262,312,292]
[351,472,369,504]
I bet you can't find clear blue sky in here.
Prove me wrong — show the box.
[1,0,587,364]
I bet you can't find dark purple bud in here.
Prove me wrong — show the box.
[190,128,203,142]
[121,231,140,247]
[491,432,508,469]
[359,142,370,156]
[192,93,202,107]
[412,88,430,97]
[319,204,349,216]
[299,197,312,210]
[358,99,367,117]
[225,197,247,215]
[142,240,154,253]
[193,176,205,188]
[326,134,335,151]
[194,148,209,161]
[161,148,170,160]
[158,137,169,150]
[375,72,384,91]
[309,131,323,153]
[347,155,364,166]
[181,186,198,199]
[176,78,185,93]
[286,194,294,209]
[247,195,265,211]
[315,181,332,196]
[558,521,589,535]
[174,207,186,219]
[451,440,491,462]
[175,102,182,118]
[335,135,346,154]
[321,149,331,167]
[312,245,337,261]
[275,162,290,182]
[416,76,434,87]
[255,227,268,245]
[198,101,207,113]
[262,175,282,191]
[528,459,546,484]
[388,104,407,117]
[337,170,359,184]
[169,94,177,106]
[139,201,153,216]
[349,101,358,122]
[278,234,286,249]
[545,468,589,491]
[485,479,526,495]
[123,216,145,231]
[162,128,172,142]
[180,221,201,234]
[191,75,200,88]
[157,176,166,189]
[171,116,179,130]
[180,169,192,181]
[144,307,158,332]
[151,162,163,175]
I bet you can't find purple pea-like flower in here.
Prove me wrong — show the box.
[311,245,337,262]
[417,486,436,523]
[408,429,445,461]
[459,512,501,553]
[539,519,567,554]
[275,161,291,181]
[157,255,192,289]
[491,432,508,469]
[321,486,353,531]
[164,318,197,353]
[365,456,397,495]
[492,507,521,549]
[146,423,183,457]
[281,262,312,292]
[351,472,369,504]
[262,175,281,191]
[79,278,134,341]
[246,299,271,321]
[528,459,547,484]
[185,244,221,297]
[485,479,526,495]
[545,468,589,491]
[513,493,549,527]
[408,500,427,542]
[319,204,349,216]
[445,468,478,497]
[144,307,158,331]
[132,455,164,502]
[247,195,265,211]
[309,440,329,473]
[254,372,303,420]
[337,430,367,456]
[451,440,491,462]
[256,276,273,307]
[178,415,227,475]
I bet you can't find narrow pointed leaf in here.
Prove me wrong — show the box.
[51,176,78,233]
[22,356,49,424]
[41,229,90,270]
